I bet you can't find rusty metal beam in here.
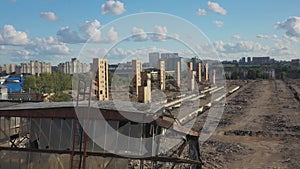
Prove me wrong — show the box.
[0,147,202,165]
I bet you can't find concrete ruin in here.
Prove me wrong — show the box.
[138,72,152,103]
[132,59,142,95]
[205,63,209,81]
[175,61,181,87]
[188,62,195,91]
[92,58,109,100]
[158,60,166,91]
[212,69,216,85]
[197,63,202,83]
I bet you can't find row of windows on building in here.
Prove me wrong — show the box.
[0,58,91,75]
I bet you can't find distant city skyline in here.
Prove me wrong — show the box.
[0,0,299,65]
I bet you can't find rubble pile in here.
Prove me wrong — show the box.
[224,130,268,137]
[200,140,251,168]
[264,115,289,132]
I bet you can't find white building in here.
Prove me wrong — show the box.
[20,61,51,75]
[1,64,17,74]
[57,58,90,74]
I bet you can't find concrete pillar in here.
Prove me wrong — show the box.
[188,62,195,91]
[93,58,109,100]
[188,71,195,91]
[188,62,193,72]
[158,60,165,91]
[175,61,180,87]
[132,59,142,95]
[138,72,151,103]
[212,69,216,85]
[197,63,201,82]
[205,63,209,81]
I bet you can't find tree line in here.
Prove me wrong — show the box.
[23,71,72,101]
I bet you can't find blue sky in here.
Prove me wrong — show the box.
[0,0,299,65]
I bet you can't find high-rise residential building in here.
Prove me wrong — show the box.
[132,59,142,95]
[161,53,180,71]
[149,52,160,68]
[158,60,165,91]
[57,58,90,74]
[291,59,300,64]
[93,58,109,100]
[20,61,51,75]
[252,57,270,64]
[247,57,251,63]
[240,57,246,63]
[1,64,17,74]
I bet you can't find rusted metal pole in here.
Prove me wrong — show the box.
[82,80,93,169]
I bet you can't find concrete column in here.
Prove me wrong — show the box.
[212,69,216,85]
[158,60,165,91]
[197,63,201,82]
[205,63,209,81]
[138,72,151,103]
[175,61,180,87]
[132,59,142,95]
[188,62,193,72]
[188,62,195,91]
[188,71,195,91]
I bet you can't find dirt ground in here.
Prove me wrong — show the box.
[201,79,300,169]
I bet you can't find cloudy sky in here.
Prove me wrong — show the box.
[0,0,299,65]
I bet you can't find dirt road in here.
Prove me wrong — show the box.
[201,80,300,169]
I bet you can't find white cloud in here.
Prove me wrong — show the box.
[105,46,173,63]
[15,50,30,60]
[101,0,126,15]
[197,9,206,16]
[213,20,224,27]
[256,34,278,39]
[57,20,118,44]
[283,34,300,44]
[276,16,300,37]
[0,25,30,45]
[0,47,31,62]
[214,40,269,53]
[151,25,168,41]
[57,26,84,44]
[208,1,227,15]
[213,39,297,60]
[40,12,59,22]
[78,20,102,42]
[231,35,242,40]
[131,27,147,41]
[27,36,71,55]
[105,26,118,43]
